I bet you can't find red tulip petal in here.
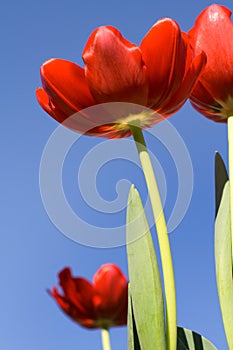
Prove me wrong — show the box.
[158,50,207,115]
[189,5,233,104]
[50,287,72,313]
[36,88,55,117]
[59,109,108,134]
[41,58,96,115]
[140,18,186,109]
[93,264,128,322]
[85,124,132,139]
[58,268,95,317]
[49,287,96,328]
[36,89,111,134]
[83,26,148,105]
[190,80,226,122]
[36,88,68,122]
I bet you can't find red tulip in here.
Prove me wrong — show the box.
[36,21,206,138]
[189,4,233,122]
[49,264,128,329]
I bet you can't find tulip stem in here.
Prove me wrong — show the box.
[130,125,177,350]
[101,328,111,350]
[227,116,233,261]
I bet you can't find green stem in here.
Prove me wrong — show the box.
[228,116,233,262]
[130,125,177,350]
[101,328,111,350]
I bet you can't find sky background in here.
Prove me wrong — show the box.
[1,0,233,349]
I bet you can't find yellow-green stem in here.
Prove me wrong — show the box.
[101,328,111,350]
[227,116,233,262]
[130,125,177,350]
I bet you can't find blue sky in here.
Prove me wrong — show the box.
[1,0,233,349]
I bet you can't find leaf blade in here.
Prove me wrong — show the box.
[215,181,233,349]
[126,185,166,350]
[215,152,228,217]
[127,284,141,350]
[177,327,217,350]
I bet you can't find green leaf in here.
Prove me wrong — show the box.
[215,181,233,349]
[215,152,228,217]
[177,327,217,350]
[126,185,166,350]
[127,284,141,350]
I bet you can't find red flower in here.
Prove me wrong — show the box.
[189,4,233,122]
[49,264,128,329]
[36,20,206,138]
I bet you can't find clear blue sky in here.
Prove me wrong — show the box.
[1,0,232,349]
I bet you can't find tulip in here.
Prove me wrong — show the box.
[36,20,206,138]
[189,6,233,350]
[49,264,128,329]
[189,4,233,122]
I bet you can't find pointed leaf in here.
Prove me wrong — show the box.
[127,284,141,350]
[215,152,228,217]
[177,327,217,350]
[126,185,166,350]
[215,181,233,349]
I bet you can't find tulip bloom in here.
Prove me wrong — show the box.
[189,4,233,122]
[36,20,206,138]
[49,264,128,329]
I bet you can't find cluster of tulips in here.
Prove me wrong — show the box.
[37,4,233,350]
